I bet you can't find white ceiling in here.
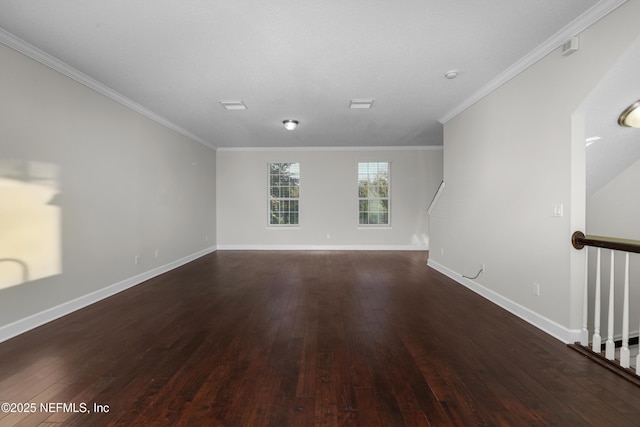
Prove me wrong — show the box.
[581,34,640,196]
[0,0,620,149]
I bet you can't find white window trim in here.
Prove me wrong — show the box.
[357,161,391,227]
[267,162,301,227]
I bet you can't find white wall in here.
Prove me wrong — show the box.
[0,42,217,341]
[587,157,640,338]
[588,157,640,240]
[216,147,442,249]
[428,0,640,342]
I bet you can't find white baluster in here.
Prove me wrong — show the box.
[620,252,630,368]
[593,248,602,353]
[637,318,640,375]
[637,344,640,375]
[605,250,615,360]
[581,247,589,346]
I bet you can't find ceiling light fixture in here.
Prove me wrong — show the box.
[618,99,640,128]
[585,136,601,147]
[349,99,374,109]
[219,100,246,110]
[444,70,459,79]
[283,120,298,130]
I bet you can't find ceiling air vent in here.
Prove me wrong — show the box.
[562,37,579,57]
[220,100,247,110]
[349,99,374,109]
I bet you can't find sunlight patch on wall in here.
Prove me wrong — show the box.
[0,159,61,289]
[411,233,429,248]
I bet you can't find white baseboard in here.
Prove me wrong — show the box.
[427,259,582,344]
[216,244,427,251]
[0,246,217,343]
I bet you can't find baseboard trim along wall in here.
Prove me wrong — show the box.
[0,247,217,344]
[216,244,428,251]
[427,259,582,344]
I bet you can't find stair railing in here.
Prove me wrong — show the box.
[572,231,640,374]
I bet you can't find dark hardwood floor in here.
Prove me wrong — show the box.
[1,251,640,426]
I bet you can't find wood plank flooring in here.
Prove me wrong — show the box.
[1,251,640,426]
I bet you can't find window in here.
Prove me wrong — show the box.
[358,162,390,225]
[269,162,300,225]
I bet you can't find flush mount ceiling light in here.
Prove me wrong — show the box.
[219,100,246,110]
[618,99,640,128]
[585,136,601,147]
[349,99,374,109]
[444,70,459,79]
[283,120,298,130]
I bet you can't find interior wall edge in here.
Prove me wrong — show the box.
[216,245,428,251]
[427,259,582,344]
[0,246,217,344]
[0,27,213,149]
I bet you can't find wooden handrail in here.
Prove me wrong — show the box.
[572,231,640,254]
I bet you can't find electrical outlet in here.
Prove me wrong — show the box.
[154,249,159,258]
[134,255,140,265]
[532,282,540,296]
[481,264,486,273]
[205,235,209,242]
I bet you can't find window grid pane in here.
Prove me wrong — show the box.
[269,162,300,225]
[358,162,390,225]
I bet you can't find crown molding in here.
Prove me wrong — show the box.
[0,28,214,149]
[216,145,443,152]
[439,0,628,124]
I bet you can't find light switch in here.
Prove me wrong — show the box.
[551,204,563,217]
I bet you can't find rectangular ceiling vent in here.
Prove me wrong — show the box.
[220,100,247,110]
[349,99,374,109]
